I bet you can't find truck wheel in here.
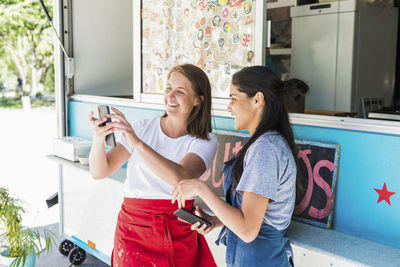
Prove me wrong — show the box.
[68,246,87,265]
[68,247,86,265]
[59,239,75,256]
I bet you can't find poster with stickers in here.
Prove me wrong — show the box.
[141,0,257,97]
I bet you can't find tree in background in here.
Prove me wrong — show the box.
[0,0,54,97]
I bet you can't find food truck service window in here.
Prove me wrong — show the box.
[68,0,400,129]
[137,0,266,108]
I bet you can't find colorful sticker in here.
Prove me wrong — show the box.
[242,33,251,47]
[244,16,253,26]
[204,42,211,56]
[218,38,225,48]
[141,8,147,20]
[200,17,206,25]
[242,0,252,15]
[205,26,212,38]
[145,61,151,69]
[199,0,208,9]
[177,19,184,32]
[167,17,173,29]
[208,0,219,5]
[230,0,242,7]
[224,62,231,74]
[212,48,221,62]
[222,7,229,18]
[218,0,228,6]
[155,52,163,60]
[232,33,240,44]
[247,50,254,63]
[212,15,221,27]
[162,1,171,7]
[197,29,204,40]
[143,28,150,39]
[193,47,201,62]
[231,9,241,24]
[204,41,210,51]
[207,3,217,13]
[184,8,189,16]
[151,12,158,22]
[223,21,231,33]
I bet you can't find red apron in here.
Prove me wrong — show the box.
[111,198,217,267]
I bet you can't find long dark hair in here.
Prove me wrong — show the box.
[229,66,308,202]
[163,64,212,140]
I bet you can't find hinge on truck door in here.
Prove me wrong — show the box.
[39,0,74,80]
[62,0,74,96]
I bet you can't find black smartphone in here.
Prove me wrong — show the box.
[173,208,212,230]
[98,105,116,147]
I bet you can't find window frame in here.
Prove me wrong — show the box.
[66,0,400,135]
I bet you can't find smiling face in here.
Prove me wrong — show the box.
[164,71,199,120]
[227,84,259,134]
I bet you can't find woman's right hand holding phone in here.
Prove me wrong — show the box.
[191,206,223,235]
[106,107,141,148]
[88,108,114,145]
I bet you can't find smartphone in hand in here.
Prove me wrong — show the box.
[98,105,116,147]
[174,208,212,230]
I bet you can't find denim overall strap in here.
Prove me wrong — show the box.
[215,160,239,264]
[215,159,235,246]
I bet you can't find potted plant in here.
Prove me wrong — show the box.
[0,187,57,267]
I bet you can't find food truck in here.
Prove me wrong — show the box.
[48,0,400,265]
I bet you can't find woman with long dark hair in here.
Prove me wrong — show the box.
[172,66,308,266]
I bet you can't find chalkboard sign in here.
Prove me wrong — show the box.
[201,131,339,229]
[293,140,339,229]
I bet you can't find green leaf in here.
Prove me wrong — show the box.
[0,187,58,264]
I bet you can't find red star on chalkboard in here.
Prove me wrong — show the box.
[374,183,395,205]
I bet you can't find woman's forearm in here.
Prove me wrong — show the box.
[197,183,262,243]
[134,140,197,185]
[89,138,110,179]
